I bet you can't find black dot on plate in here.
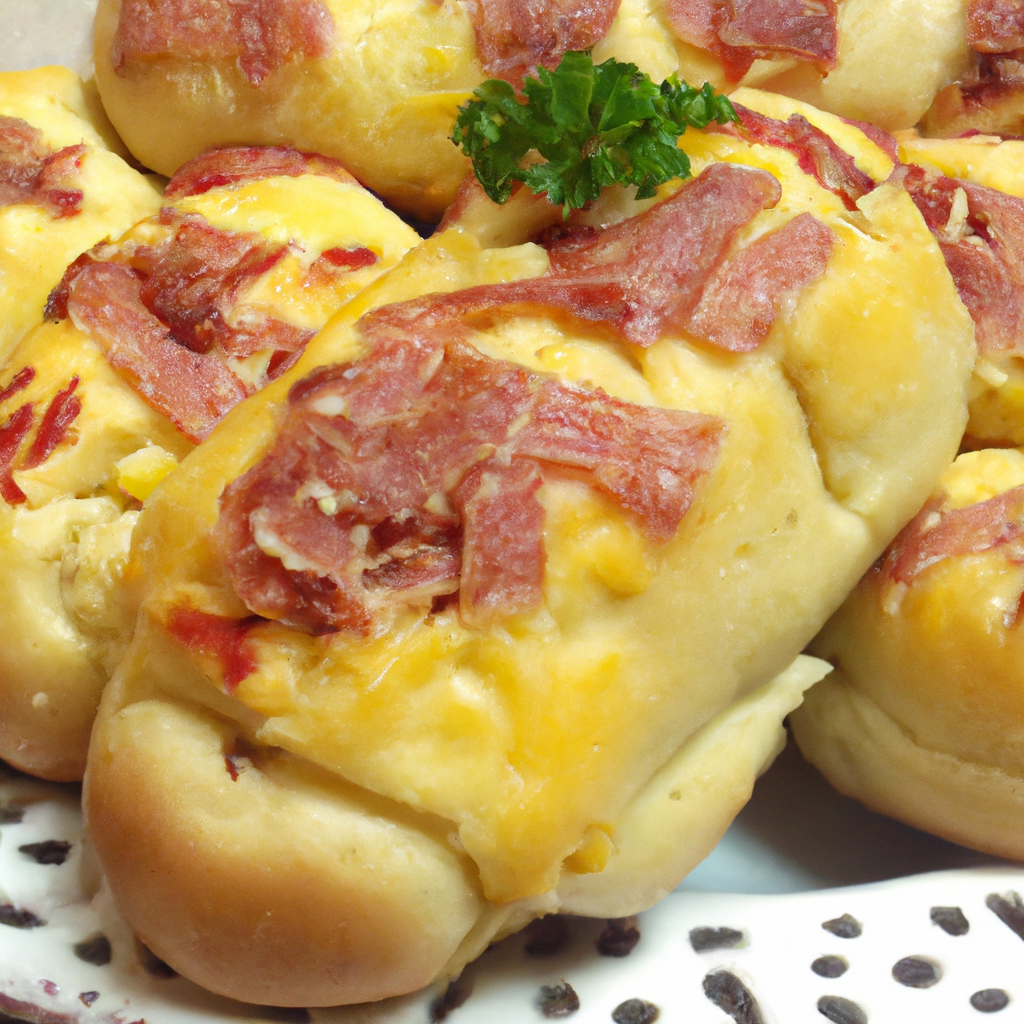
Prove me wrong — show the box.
[74,934,112,966]
[971,989,1010,1013]
[821,914,861,939]
[596,917,640,957]
[19,840,72,865]
[524,915,571,957]
[817,995,868,1024]
[79,992,100,1007]
[986,892,1024,942]
[537,981,580,1018]
[611,998,659,1024]
[811,955,848,979]
[930,905,969,936]
[689,926,744,952]
[0,904,46,929]
[892,956,941,988]
[702,969,765,1024]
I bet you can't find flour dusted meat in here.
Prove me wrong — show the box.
[723,106,877,209]
[0,116,84,218]
[47,207,323,441]
[466,0,621,86]
[688,212,837,351]
[410,163,782,348]
[666,0,838,83]
[214,306,723,634]
[899,164,1024,356]
[164,145,359,200]
[65,262,253,443]
[111,0,335,87]
[883,486,1024,588]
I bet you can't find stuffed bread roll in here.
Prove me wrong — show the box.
[94,0,969,220]
[920,0,1024,138]
[894,131,1024,448]
[794,447,1024,860]
[0,65,162,362]
[0,146,420,782]
[83,91,975,1006]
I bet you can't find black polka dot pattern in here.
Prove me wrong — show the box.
[689,926,744,951]
[702,969,765,1024]
[811,955,848,979]
[611,998,659,1024]
[817,995,867,1024]
[971,989,1010,1013]
[892,956,941,988]
[821,914,861,938]
[930,906,970,936]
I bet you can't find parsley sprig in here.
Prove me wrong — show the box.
[451,51,739,214]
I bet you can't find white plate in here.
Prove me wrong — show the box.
[2,749,1023,1024]
[2,6,1023,1021]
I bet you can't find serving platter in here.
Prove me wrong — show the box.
[2,3,1024,1021]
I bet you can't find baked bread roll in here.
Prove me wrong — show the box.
[93,0,973,221]
[920,0,1024,138]
[0,147,420,781]
[0,65,162,362]
[84,92,975,1006]
[895,131,1024,447]
[794,447,1024,860]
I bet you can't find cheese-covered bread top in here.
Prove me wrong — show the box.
[93,0,976,221]
[897,131,1024,447]
[795,447,1024,861]
[0,65,162,362]
[0,147,420,782]
[84,93,975,1006]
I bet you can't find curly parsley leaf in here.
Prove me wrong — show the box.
[451,51,739,214]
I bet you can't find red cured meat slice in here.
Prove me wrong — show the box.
[401,163,781,348]
[724,106,877,210]
[0,404,34,505]
[720,0,838,63]
[883,485,1024,586]
[969,0,1024,53]
[453,460,545,625]
[900,164,1024,355]
[467,0,622,85]
[164,145,359,199]
[165,608,260,691]
[111,0,335,87]
[0,116,85,218]
[666,0,838,83]
[214,309,723,634]
[66,262,253,443]
[133,212,306,357]
[0,367,35,407]
[687,212,837,351]
[22,377,81,470]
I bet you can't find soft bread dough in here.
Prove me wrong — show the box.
[897,131,1024,448]
[0,65,162,362]
[84,94,975,1006]
[0,169,420,782]
[795,448,1024,859]
[93,0,972,222]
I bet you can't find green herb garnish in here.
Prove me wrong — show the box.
[451,51,739,215]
